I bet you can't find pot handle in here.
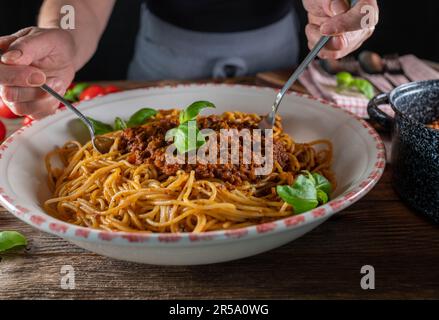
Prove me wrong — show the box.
[367,93,394,132]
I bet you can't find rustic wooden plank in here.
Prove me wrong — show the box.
[1,191,438,299]
[1,248,438,300]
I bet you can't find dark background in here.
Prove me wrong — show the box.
[1,0,438,81]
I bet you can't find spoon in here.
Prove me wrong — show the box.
[0,50,113,153]
[259,0,359,129]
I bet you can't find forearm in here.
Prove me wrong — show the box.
[38,0,115,70]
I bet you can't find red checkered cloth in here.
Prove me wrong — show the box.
[298,55,439,119]
[299,61,387,118]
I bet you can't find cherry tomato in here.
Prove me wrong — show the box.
[104,85,120,94]
[79,85,105,101]
[0,120,6,141]
[0,99,20,119]
[22,116,33,126]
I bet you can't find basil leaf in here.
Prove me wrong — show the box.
[302,170,316,185]
[170,121,206,154]
[165,128,178,141]
[0,231,27,252]
[167,101,214,153]
[336,72,354,88]
[336,72,375,99]
[182,121,203,153]
[312,173,332,194]
[317,189,329,204]
[114,117,127,131]
[71,83,90,98]
[352,78,375,99]
[337,72,375,99]
[172,128,188,154]
[187,121,206,150]
[127,108,157,128]
[179,101,216,124]
[276,175,319,214]
[87,117,113,135]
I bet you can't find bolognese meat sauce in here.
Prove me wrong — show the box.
[119,110,290,186]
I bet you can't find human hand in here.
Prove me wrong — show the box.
[303,0,379,59]
[0,27,77,119]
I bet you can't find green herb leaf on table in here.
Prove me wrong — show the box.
[352,78,375,99]
[114,117,128,131]
[0,231,27,252]
[336,72,375,99]
[179,101,216,124]
[127,108,158,128]
[87,117,113,135]
[336,71,354,88]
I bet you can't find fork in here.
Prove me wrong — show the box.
[259,0,360,129]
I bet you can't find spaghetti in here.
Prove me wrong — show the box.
[44,110,334,233]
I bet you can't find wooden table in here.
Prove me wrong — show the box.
[1,76,438,300]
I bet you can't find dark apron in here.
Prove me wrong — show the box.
[128,3,300,80]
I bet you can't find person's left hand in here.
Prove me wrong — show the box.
[303,0,379,59]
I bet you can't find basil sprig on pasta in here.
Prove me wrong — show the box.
[87,108,158,135]
[179,101,216,124]
[166,101,216,154]
[127,108,158,127]
[277,171,332,214]
[86,118,114,135]
[114,117,128,131]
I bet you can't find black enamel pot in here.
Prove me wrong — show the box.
[368,80,439,223]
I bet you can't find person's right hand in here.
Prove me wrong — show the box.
[0,27,77,119]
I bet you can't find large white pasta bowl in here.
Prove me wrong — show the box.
[0,84,385,265]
